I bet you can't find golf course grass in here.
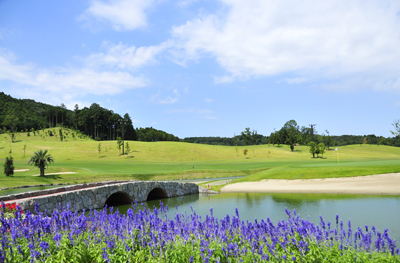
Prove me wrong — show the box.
[1,128,400,190]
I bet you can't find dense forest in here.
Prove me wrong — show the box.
[183,121,399,148]
[183,131,268,146]
[1,92,398,147]
[0,92,178,142]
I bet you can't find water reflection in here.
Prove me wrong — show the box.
[109,192,400,241]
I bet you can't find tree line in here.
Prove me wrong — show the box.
[184,120,400,148]
[0,92,179,142]
[1,93,399,147]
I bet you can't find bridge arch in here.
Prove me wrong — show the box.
[104,191,132,207]
[147,187,168,201]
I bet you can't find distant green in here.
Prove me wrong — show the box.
[1,127,399,189]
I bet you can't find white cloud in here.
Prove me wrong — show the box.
[284,78,308,84]
[172,0,400,91]
[81,0,154,31]
[151,89,180,104]
[214,75,234,84]
[0,48,147,106]
[177,0,199,8]
[85,41,169,70]
[204,98,214,103]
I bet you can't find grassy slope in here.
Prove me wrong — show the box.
[1,128,400,189]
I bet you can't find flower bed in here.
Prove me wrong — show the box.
[0,202,23,220]
[0,201,399,262]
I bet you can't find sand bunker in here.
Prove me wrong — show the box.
[220,173,400,195]
[14,169,29,172]
[31,172,77,177]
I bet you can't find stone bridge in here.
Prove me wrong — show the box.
[2,181,199,215]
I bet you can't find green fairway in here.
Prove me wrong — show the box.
[1,128,400,189]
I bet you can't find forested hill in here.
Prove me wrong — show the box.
[0,92,179,142]
[183,134,268,146]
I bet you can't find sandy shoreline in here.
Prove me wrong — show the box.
[220,173,400,195]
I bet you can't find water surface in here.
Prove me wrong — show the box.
[113,192,400,241]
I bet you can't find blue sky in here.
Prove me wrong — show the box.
[1,0,400,138]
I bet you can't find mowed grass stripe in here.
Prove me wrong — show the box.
[1,128,400,188]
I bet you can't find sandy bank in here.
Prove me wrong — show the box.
[220,173,400,195]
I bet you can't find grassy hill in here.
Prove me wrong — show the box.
[1,128,400,189]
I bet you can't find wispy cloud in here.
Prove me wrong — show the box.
[80,0,154,31]
[284,77,307,84]
[151,89,180,104]
[172,0,400,91]
[204,98,214,103]
[214,75,235,84]
[84,41,170,70]
[177,0,199,8]
[0,48,148,106]
[166,108,216,119]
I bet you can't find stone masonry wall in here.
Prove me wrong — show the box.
[14,181,198,215]
[0,180,130,202]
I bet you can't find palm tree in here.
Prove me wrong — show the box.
[28,150,54,177]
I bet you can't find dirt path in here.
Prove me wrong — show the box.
[220,173,400,195]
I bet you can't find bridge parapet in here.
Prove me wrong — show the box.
[3,181,199,215]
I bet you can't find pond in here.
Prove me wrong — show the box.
[112,192,400,241]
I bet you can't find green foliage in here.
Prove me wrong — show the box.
[322,130,333,150]
[59,128,63,142]
[3,156,14,176]
[2,114,19,143]
[125,142,130,156]
[98,143,101,157]
[28,149,54,177]
[136,127,178,142]
[241,127,251,145]
[2,214,399,263]
[0,92,144,142]
[308,141,316,158]
[116,137,122,155]
[378,137,386,146]
[318,143,325,157]
[273,120,300,150]
[269,132,277,146]
[391,119,400,138]
[23,144,27,157]
[286,126,298,151]
[243,148,248,156]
